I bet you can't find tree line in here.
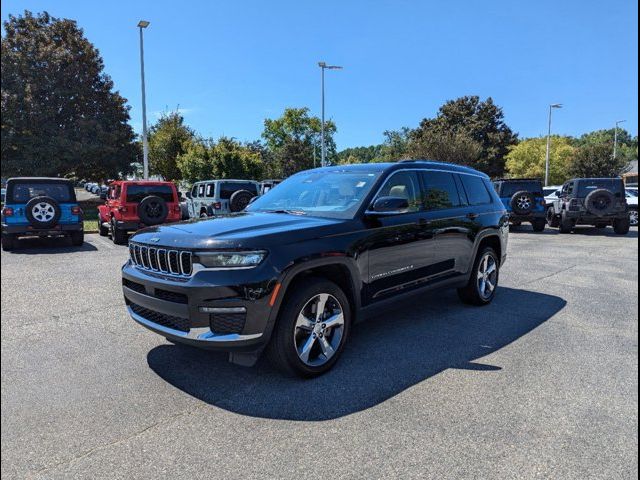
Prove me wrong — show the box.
[1,11,637,185]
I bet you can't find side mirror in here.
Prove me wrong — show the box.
[369,196,409,214]
[100,192,107,200]
[185,191,192,199]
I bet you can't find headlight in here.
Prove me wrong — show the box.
[195,251,267,269]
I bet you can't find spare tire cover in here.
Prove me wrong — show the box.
[25,196,62,228]
[585,189,616,217]
[138,195,169,225]
[229,190,253,212]
[510,191,535,215]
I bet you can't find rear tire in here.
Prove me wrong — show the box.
[266,277,351,378]
[613,216,631,235]
[70,231,84,246]
[1,234,16,251]
[457,247,500,306]
[559,211,574,234]
[111,219,127,245]
[531,218,546,232]
[98,216,109,236]
[629,207,638,227]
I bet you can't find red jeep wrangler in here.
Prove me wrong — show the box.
[97,181,182,244]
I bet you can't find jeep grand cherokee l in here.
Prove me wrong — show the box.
[122,161,509,377]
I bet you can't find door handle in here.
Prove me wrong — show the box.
[466,213,479,220]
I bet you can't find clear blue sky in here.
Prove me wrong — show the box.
[2,0,638,149]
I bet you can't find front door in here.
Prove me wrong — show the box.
[365,170,435,301]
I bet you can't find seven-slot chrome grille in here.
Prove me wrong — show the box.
[129,242,193,277]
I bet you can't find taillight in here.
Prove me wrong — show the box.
[2,207,13,217]
[213,202,221,210]
[71,206,82,215]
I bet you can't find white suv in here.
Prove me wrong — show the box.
[186,180,260,218]
[626,189,638,226]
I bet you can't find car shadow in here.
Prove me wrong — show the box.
[510,226,638,238]
[147,287,566,421]
[4,236,98,253]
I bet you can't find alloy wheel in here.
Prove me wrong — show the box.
[630,210,639,226]
[293,293,345,367]
[516,196,532,210]
[476,252,498,300]
[32,202,55,222]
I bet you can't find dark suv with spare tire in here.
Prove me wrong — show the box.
[1,177,83,250]
[122,161,509,377]
[493,178,547,231]
[547,177,630,234]
[98,180,182,244]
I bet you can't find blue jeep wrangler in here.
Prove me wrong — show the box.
[493,178,547,232]
[1,177,84,251]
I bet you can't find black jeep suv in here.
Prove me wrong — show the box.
[122,161,509,377]
[547,177,630,234]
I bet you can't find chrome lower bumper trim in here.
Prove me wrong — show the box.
[127,306,263,343]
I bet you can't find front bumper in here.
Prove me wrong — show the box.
[122,260,279,352]
[2,223,83,236]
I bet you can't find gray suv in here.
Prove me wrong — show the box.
[186,180,259,218]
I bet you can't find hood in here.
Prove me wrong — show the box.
[130,212,345,249]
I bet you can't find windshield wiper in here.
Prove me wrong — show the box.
[262,209,307,215]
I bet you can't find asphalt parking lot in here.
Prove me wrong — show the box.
[1,227,638,479]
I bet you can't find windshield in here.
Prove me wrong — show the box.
[577,179,624,196]
[247,169,382,219]
[500,181,543,197]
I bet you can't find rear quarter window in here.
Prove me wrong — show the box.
[460,175,492,206]
[125,184,175,203]
[219,182,259,199]
[499,181,544,197]
[577,179,624,197]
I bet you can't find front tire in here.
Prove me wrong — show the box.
[547,208,560,228]
[110,219,127,245]
[266,277,351,378]
[98,215,109,236]
[457,247,500,306]
[629,207,638,227]
[559,211,574,234]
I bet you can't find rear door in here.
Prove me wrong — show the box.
[420,170,474,276]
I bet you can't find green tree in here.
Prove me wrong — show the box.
[1,11,138,179]
[262,107,335,177]
[177,137,264,183]
[336,145,381,164]
[568,143,629,178]
[575,128,637,164]
[412,96,517,176]
[505,136,575,185]
[408,129,482,165]
[375,128,412,162]
[148,111,195,180]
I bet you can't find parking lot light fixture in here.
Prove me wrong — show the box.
[318,62,343,168]
[545,103,563,187]
[613,120,626,160]
[138,20,150,180]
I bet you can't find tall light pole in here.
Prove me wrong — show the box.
[544,103,562,186]
[318,62,342,167]
[138,20,150,179]
[613,120,626,160]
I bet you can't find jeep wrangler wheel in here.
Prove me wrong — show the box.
[98,215,109,236]
[510,191,534,215]
[531,218,546,232]
[110,219,127,245]
[1,234,16,251]
[458,247,499,306]
[70,231,84,246]
[266,277,350,378]
[559,211,574,234]
[629,207,638,227]
[547,208,560,228]
[613,216,631,235]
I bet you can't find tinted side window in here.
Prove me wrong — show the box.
[197,184,205,197]
[460,175,492,206]
[377,171,422,212]
[219,182,259,200]
[205,183,215,197]
[125,185,175,203]
[421,171,461,210]
[191,185,198,197]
